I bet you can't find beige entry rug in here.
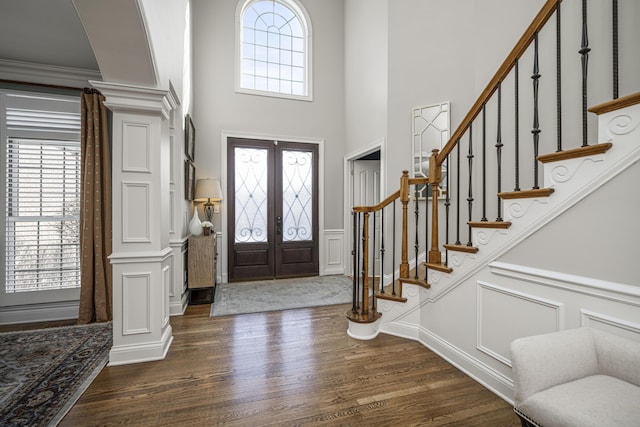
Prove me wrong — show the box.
[0,322,111,426]
[211,275,352,316]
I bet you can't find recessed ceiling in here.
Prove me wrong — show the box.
[0,0,99,71]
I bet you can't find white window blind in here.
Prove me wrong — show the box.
[4,96,81,294]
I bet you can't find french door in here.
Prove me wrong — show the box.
[227,137,319,282]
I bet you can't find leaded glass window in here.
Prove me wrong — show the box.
[281,150,312,241]
[238,0,312,100]
[234,147,269,243]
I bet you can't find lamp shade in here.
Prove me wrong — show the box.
[195,178,223,202]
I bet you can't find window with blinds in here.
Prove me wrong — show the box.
[2,92,81,294]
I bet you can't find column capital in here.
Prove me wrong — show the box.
[89,80,178,120]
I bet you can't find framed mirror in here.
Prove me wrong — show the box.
[412,101,450,199]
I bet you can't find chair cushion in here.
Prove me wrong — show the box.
[517,375,640,427]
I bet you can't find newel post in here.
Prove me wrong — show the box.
[429,150,443,264]
[400,170,410,278]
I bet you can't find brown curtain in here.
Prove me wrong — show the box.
[78,88,113,324]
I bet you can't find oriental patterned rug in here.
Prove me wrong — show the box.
[0,322,111,426]
[211,275,353,317]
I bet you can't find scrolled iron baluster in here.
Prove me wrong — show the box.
[414,184,420,279]
[496,83,503,222]
[532,32,541,190]
[467,124,474,247]
[579,0,590,147]
[445,153,451,265]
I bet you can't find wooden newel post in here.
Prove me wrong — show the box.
[361,212,370,315]
[429,150,443,264]
[400,170,410,279]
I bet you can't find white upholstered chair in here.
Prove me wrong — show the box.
[510,327,640,427]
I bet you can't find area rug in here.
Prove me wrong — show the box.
[0,322,112,426]
[211,275,352,316]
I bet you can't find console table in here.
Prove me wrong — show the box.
[188,234,216,304]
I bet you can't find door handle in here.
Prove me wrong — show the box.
[276,216,282,235]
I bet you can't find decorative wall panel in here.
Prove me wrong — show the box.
[122,273,151,335]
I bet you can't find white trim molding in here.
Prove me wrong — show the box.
[0,59,102,88]
[322,229,344,275]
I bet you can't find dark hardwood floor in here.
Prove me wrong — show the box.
[60,303,520,426]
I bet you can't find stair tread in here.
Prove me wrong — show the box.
[423,262,453,273]
[375,291,407,303]
[399,277,431,289]
[444,243,479,253]
[499,188,554,199]
[468,221,512,229]
[537,142,613,163]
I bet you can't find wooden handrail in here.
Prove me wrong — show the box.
[352,190,401,213]
[436,0,562,165]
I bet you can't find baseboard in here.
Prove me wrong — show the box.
[169,292,189,316]
[0,301,79,325]
[380,321,514,405]
[108,326,173,366]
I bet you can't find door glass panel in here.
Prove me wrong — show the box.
[234,147,268,243]
[281,150,312,242]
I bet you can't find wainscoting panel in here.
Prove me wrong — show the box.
[121,182,151,243]
[477,281,564,366]
[323,229,344,275]
[122,272,151,335]
[122,121,151,173]
[581,309,640,342]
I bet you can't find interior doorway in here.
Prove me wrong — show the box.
[227,137,319,282]
[344,142,384,277]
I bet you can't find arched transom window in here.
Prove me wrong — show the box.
[237,0,312,100]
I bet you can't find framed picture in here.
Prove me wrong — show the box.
[185,114,195,161]
[185,160,195,200]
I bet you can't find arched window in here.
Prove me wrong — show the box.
[237,0,312,100]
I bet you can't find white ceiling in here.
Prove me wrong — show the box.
[0,0,99,71]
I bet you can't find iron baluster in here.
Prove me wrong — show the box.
[514,59,521,192]
[613,0,619,100]
[414,184,419,279]
[371,211,376,311]
[481,105,487,222]
[392,200,396,295]
[580,0,590,147]
[380,208,385,294]
[532,32,541,190]
[445,153,451,265]
[467,124,474,247]
[352,212,358,313]
[556,2,563,152]
[496,83,503,222]
[455,140,461,245]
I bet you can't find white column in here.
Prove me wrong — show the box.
[92,81,178,365]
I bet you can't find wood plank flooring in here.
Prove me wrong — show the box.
[60,304,520,426]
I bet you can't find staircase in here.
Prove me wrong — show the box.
[345,0,640,400]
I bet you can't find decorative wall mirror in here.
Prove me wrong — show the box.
[412,101,450,199]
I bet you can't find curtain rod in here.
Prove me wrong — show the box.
[0,78,84,92]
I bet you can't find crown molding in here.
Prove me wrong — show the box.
[0,59,101,89]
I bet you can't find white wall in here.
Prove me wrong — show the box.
[500,161,640,287]
[385,0,545,194]
[192,0,346,232]
[344,0,388,155]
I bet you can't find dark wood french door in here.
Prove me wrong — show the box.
[227,137,319,282]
